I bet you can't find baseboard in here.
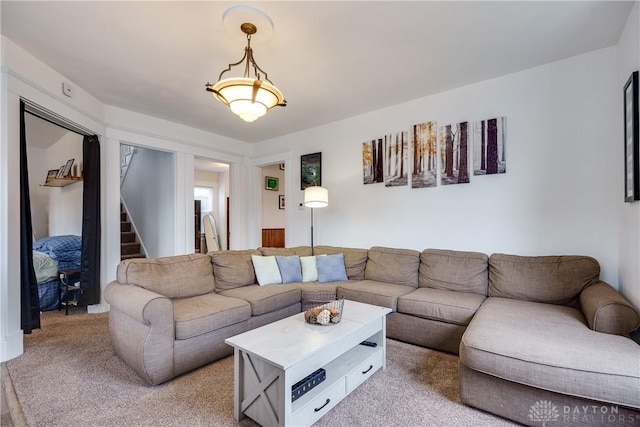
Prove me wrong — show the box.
[0,330,23,362]
[87,303,109,314]
[1,362,28,426]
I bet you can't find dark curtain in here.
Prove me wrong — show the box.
[79,135,100,306]
[20,100,41,333]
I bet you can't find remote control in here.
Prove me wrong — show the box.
[360,341,377,347]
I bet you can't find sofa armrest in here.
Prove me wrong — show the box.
[580,281,640,335]
[104,281,175,384]
[104,280,171,324]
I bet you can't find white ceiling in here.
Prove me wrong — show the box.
[1,1,634,143]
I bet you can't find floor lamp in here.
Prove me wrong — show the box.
[303,186,328,248]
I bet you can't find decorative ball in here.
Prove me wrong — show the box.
[316,309,331,325]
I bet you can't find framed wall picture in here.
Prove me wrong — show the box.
[62,158,75,177]
[301,152,322,190]
[265,176,279,191]
[55,165,66,178]
[624,71,639,202]
[279,195,285,209]
[45,169,58,183]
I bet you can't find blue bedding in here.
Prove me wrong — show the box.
[33,235,81,270]
[38,278,60,312]
[33,235,82,311]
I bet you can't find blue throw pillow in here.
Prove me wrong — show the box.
[276,255,303,283]
[316,253,348,283]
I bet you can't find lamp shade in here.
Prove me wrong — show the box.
[210,77,285,123]
[304,186,328,208]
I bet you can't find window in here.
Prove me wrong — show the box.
[194,186,215,229]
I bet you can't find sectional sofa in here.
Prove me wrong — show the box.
[104,245,640,425]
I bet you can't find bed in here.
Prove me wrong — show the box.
[32,235,82,311]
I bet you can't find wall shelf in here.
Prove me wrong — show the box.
[41,176,83,187]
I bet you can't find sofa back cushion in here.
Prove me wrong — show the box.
[419,249,488,295]
[259,246,313,257]
[209,250,261,291]
[313,246,368,280]
[364,246,420,288]
[117,254,214,299]
[489,254,600,306]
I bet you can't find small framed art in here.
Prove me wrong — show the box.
[279,195,285,209]
[265,176,279,191]
[62,159,75,177]
[624,71,639,202]
[45,169,58,183]
[301,152,322,190]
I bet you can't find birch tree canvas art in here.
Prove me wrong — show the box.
[439,121,470,185]
[411,121,437,188]
[473,117,506,175]
[363,138,384,184]
[384,131,408,187]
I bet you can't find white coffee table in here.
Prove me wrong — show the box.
[225,299,392,427]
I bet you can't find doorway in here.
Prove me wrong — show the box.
[120,144,175,259]
[260,163,285,248]
[21,101,100,323]
[194,157,229,252]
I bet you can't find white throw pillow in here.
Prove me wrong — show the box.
[251,255,282,286]
[300,255,326,282]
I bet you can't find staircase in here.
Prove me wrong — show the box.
[121,204,145,260]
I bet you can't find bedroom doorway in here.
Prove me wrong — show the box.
[21,100,100,328]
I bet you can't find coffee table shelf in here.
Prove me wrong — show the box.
[225,300,391,427]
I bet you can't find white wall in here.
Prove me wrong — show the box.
[253,47,622,288]
[261,164,285,229]
[26,145,49,240]
[617,2,640,310]
[47,132,83,236]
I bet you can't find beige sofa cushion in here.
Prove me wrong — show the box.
[313,246,368,280]
[419,249,488,295]
[580,282,640,335]
[461,297,640,409]
[365,246,420,288]
[260,246,313,257]
[397,287,486,326]
[117,254,214,299]
[209,250,260,291]
[337,280,415,311]
[489,254,600,307]
[219,284,301,316]
[173,293,251,340]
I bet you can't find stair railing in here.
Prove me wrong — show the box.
[120,145,137,185]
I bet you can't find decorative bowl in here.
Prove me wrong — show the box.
[304,298,344,326]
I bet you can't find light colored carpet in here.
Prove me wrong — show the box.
[6,310,520,426]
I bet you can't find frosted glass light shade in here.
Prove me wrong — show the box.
[304,186,328,208]
[210,77,285,123]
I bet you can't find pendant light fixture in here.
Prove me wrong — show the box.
[206,21,286,123]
